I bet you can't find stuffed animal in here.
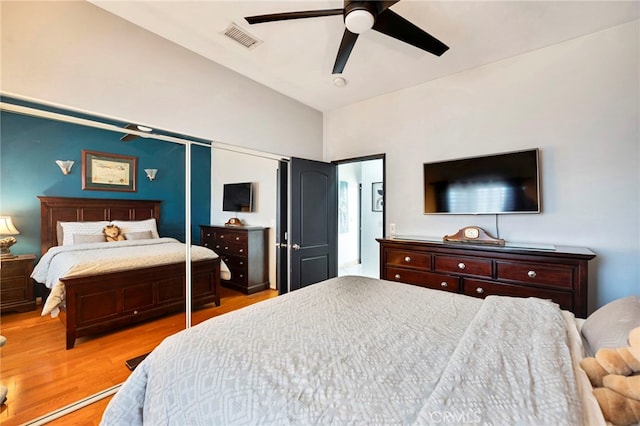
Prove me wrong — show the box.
[103,224,125,242]
[580,327,640,426]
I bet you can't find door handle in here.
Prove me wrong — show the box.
[292,244,301,250]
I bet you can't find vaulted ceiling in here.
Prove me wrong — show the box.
[90,1,638,112]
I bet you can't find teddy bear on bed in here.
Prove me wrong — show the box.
[103,224,125,242]
[580,326,640,426]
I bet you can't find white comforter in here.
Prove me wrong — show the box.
[101,276,584,425]
[32,238,228,317]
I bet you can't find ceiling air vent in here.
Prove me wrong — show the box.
[224,23,262,49]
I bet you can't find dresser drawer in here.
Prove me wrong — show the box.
[385,267,459,292]
[434,255,492,278]
[385,250,431,269]
[0,262,30,279]
[463,278,573,311]
[214,230,248,244]
[495,261,574,289]
[213,241,247,256]
[1,284,28,301]
[221,255,248,273]
[0,276,29,290]
[226,268,248,285]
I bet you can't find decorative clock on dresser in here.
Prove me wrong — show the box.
[378,237,595,318]
[200,225,269,294]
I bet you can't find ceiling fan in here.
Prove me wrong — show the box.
[120,123,153,142]
[245,0,449,74]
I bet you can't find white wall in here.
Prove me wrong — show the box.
[360,159,384,278]
[0,1,323,160]
[338,163,361,269]
[324,21,640,312]
[211,148,279,289]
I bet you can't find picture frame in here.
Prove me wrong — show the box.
[372,182,383,212]
[82,150,137,192]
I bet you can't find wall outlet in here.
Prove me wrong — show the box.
[390,223,396,236]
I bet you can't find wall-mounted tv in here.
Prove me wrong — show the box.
[423,149,540,214]
[222,182,254,213]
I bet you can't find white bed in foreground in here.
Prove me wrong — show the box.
[101,275,604,425]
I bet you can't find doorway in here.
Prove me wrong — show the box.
[336,155,385,279]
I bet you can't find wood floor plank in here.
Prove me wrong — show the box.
[0,286,278,425]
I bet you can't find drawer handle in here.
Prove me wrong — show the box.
[527,270,537,278]
[215,245,220,249]
[440,282,448,288]
[458,262,466,270]
[404,256,411,263]
[239,261,244,265]
[220,235,225,239]
[206,233,211,237]
[224,246,229,250]
[133,310,138,315]
[239,249,244,253]
[203,243,208,247]
[394,274,401,280]
[235,237,240,241]
[476,287,484,294]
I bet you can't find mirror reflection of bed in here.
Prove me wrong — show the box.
[0,102,279,424]
[35,196,224,350]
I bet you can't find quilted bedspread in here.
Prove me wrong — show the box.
[101,275,583,425]
[32,238,227,317]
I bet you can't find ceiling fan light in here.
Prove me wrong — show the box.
[345,9,374,34]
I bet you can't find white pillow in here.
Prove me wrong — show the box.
[581,295,640,355]
[111,219,159,239]
[73,234,107,244]
[60,221,110,246]
[125,231,153,240]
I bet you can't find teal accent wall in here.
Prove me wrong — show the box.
[0,110,211,258]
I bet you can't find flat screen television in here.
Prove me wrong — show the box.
[222,182,254,212]
[423,149,540,214]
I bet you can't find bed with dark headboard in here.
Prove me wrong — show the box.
[37,196,220,349]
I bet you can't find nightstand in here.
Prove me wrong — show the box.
[0,254,36,313]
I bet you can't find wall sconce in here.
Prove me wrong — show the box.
[0,216,20,258]
[56,160,74,175]
[145,169,158,181]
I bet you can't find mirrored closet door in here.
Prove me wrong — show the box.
[0,97,208,424]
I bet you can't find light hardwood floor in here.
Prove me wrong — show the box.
[0,286,278,425]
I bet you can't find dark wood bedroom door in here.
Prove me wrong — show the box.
[288,157,338,292]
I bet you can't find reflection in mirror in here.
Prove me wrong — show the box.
[0,97,204,424]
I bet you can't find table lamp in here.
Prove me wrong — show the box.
[0,216,20,258]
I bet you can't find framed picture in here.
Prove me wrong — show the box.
[372,182,384,212]
[82,150,137,192]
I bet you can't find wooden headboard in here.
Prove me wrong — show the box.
[38,196,161,256]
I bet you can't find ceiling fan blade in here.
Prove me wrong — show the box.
[120,123,139,142]
[374,1,400,14]
[120,133,138,142]
[332,29,359,74]
[372,9,449,56]
[245,8,343,25]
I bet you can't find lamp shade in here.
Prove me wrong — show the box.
[0,216,19,235]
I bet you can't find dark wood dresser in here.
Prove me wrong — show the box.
[1,254,36,313]
[200,225,269,294]
[378,238,595,318]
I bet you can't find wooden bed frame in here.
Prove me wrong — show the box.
[38,196,221,349]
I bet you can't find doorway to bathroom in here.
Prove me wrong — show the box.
[335,154,385,279]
